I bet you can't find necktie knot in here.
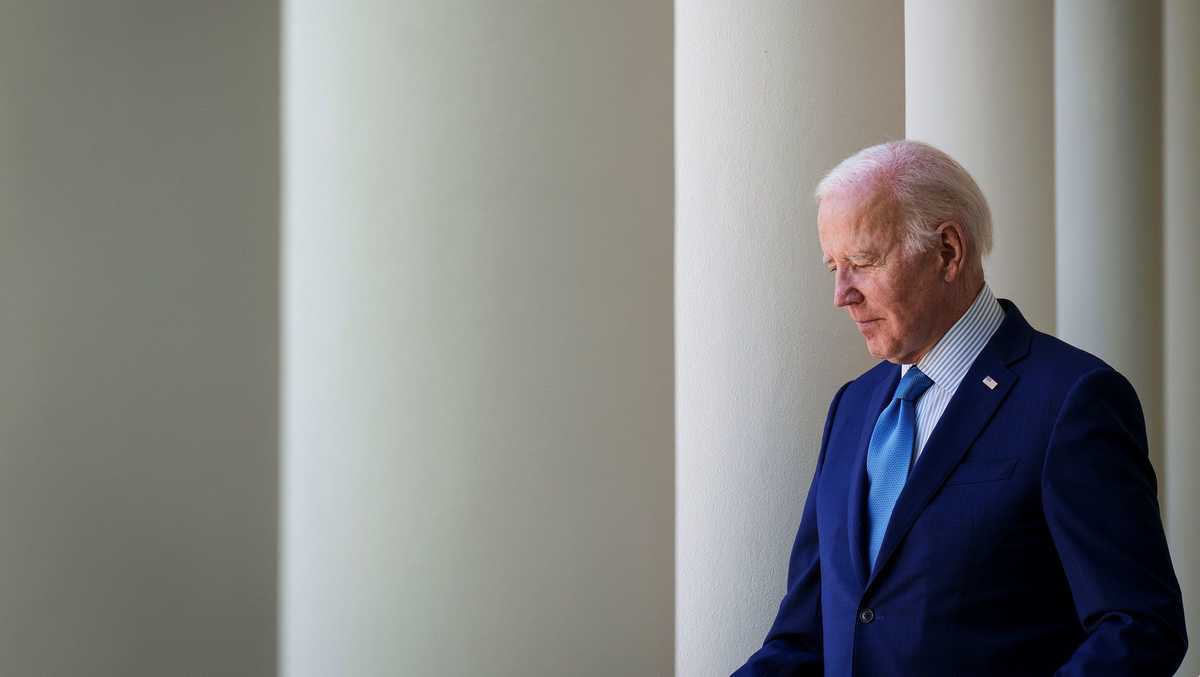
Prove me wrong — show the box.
[894,366,933,402]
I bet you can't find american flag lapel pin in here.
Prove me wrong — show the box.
[982,376,998,390]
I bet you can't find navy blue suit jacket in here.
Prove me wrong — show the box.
[733,300,1187,676]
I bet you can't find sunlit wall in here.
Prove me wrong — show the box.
[281,2,674,675]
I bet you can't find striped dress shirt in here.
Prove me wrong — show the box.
[900,283,1005,462]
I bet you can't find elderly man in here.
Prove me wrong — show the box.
[732,141,1187,676]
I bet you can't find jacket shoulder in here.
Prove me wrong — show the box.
[1024,330,1113,377]
[1011,329,1146,429]
[1019,329,1139,397]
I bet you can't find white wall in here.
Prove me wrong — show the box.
[675,1,903,673]
[281,2,674,675]
[1055,0,1164,486]
[0,2,278,675]
[905,0,1055,332]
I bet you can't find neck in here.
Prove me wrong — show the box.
[905,277,985,365]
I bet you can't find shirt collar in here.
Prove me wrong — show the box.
[900,283,1005,391]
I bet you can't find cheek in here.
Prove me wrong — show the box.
[865,279,904,315]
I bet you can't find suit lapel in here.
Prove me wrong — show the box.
[847,364,900,589]
[866,351,1016,588]
[864,299,1033,589]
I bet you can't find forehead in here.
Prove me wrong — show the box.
[817,188,901,257]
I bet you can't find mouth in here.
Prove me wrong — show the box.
[853,318,880,327]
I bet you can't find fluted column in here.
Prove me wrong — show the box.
[675,1,902,673]
[1164,2,1200,674]
[282,3,673,676]
[1055,0,1164,486]
[905,0,1055,332]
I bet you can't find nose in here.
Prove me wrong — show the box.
[833,269,863,308]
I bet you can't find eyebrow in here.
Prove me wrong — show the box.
[822,252,879,265]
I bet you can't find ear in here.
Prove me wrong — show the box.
[935,221,967,282]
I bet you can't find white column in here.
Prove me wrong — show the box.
[1164,2,1200,675]
[1055,1,1164,484]
[905,0,1055,332]
[0,3,278,675]
[282,3,673,676]
[675,1,903,673]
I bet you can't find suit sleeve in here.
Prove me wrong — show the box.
[731,382,849,677]
[1042,367,1188,676]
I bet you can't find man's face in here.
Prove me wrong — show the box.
[817,189,949,364]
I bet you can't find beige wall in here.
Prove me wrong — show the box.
[0,2,278,675]
[281,2,674,675]
[675,1,903,673]
[1056,0,1165,490]
[906,0,1055,333]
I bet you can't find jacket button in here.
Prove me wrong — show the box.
[858,608,875,624]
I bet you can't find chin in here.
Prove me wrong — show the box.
[865,340,902,363]
[864,342,888,360]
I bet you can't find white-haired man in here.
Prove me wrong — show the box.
[733,140,1187,676]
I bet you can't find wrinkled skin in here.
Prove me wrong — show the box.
[817,188,981,365]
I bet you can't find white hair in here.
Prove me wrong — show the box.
[814,140,993,264]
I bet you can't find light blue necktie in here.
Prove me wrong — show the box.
[866,366,933,572]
